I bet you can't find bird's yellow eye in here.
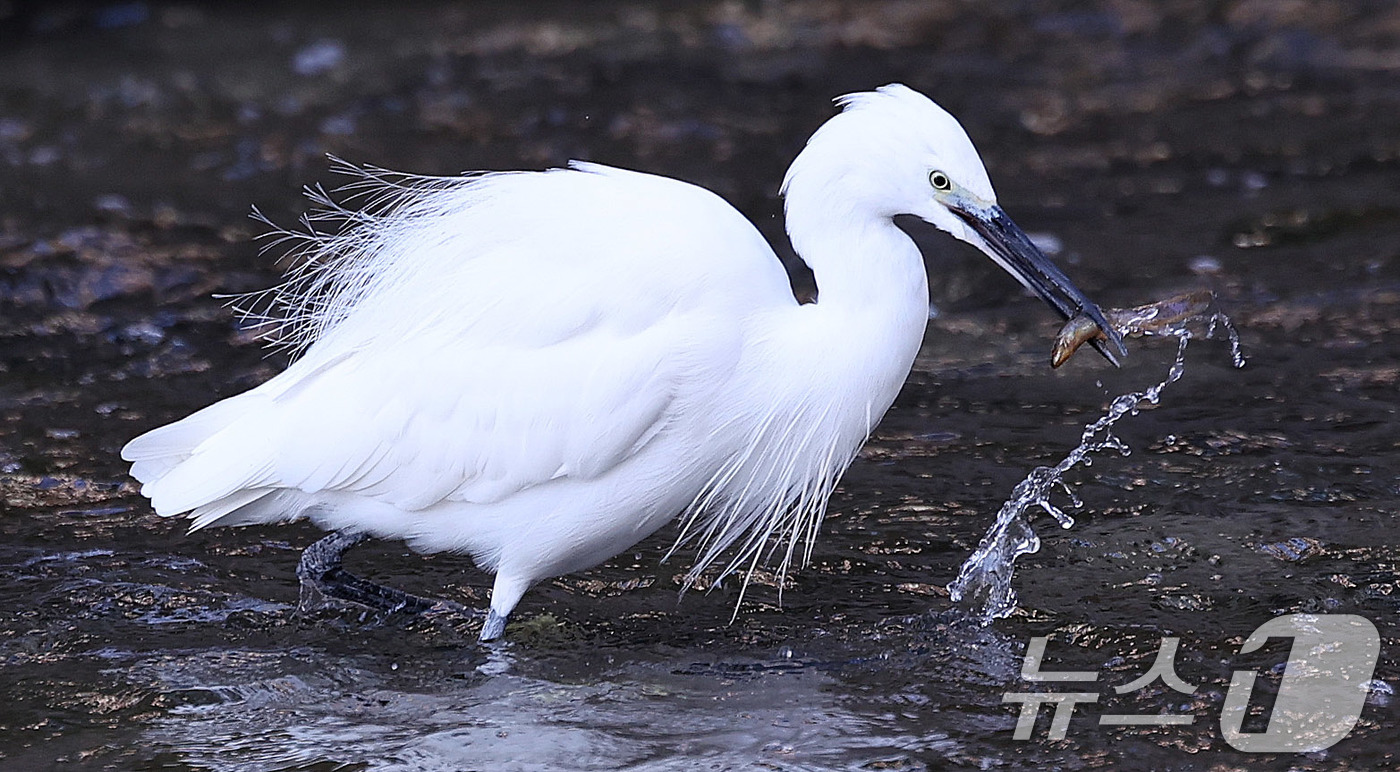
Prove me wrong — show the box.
[929,170,952,191]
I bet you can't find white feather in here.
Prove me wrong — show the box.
[122,84,1062,625]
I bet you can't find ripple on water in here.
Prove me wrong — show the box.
[124,649,980,771]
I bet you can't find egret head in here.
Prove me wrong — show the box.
[784,84,1126,365]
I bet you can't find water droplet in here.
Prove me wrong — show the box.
[949,310,1242,623]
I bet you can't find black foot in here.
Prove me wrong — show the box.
[297,531,443,616]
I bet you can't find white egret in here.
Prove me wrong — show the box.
[122,84,1125,641]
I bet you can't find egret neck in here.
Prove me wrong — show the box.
[781,171,932,425]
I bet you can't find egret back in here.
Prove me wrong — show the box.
[122,163,797,532]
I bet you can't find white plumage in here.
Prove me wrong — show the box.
[122,84,1121,639]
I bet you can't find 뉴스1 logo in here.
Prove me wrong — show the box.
[1003,613,1383,751]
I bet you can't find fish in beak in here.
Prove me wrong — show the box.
[953,202,1127,366]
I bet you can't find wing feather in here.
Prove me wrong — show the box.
[126,162,792,524]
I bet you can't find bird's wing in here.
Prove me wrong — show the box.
[127,163,793,521]
[272,316,731,510]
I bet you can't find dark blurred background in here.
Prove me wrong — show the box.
[4,4,1400,769]
[4,0,1399,325]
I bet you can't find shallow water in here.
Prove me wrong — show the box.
[4,2,1400,769]
[950,307,1245,623]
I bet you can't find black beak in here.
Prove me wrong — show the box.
[955,204,1127,366]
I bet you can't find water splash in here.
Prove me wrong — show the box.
[947,308,1244,623]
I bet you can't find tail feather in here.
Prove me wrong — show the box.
[122,393,279,520]
[122,395,263,469]
[141,446,275,517]
[191,489,310,530]
[188,488,276,530]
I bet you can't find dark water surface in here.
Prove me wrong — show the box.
[4,2,1400,769]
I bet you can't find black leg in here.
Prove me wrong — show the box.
[297,531,442,616]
